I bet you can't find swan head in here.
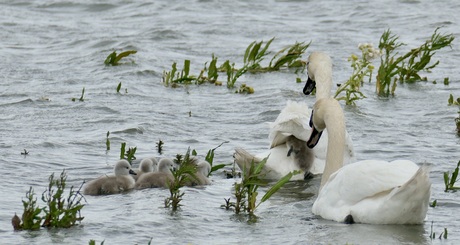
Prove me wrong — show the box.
[115,159,137,176]
[139,158,155,173]
[303,52,333,98]
[306,98,340,148]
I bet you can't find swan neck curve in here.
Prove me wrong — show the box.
[318,100,346,189]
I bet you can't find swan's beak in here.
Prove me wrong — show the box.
[303,76,316,95]
[307,126,323,148]
[129,169,137,175]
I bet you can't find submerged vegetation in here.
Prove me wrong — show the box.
[444,160,460,192]
[104,50,137,66]
[120,142,137,165]
[222,157,298,215]
[335,28,454,104]
[71,87,85,102]
[12,170,85,231]
[162,38,310,92]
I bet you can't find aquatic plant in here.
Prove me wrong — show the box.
[335,43,379,105]
[443,160,460,192]
[203,141,229,176]
[267,40,310,71]
[12,170,85,231]
[88,240,105,245]
[21,149,29,155]
[456,111,460,135]
[104,50,137,66]
[156,139,164,154]
[448,94,460,106]
[430,221,448,240]
[430,199,437,208]
[376,28,454,96]
[41,170,85,228]
[235,83,254,94]
[165,148,199,211]
[120,142,137,165]
[71,87,85,102]
[105,131,110,151]
[116,82,122,93]
[223,157,298,215]
[12,187,43,230]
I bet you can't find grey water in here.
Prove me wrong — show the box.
[1,0,459,244]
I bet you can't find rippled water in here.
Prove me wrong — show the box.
[1,0,459,244]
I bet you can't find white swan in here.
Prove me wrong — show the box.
[133,157,158,181]
[234,52,355,180]
[83,160,137,195]
[135,158,175,189]
[307,98,431,224]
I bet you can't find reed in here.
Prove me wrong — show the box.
[156,139,164,154]
[105,131,110,151]
[444,160,460,192]
[72,87,85,102]
[104,50,137,66]
[120,142,137,165]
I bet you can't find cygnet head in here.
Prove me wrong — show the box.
[303,52,332,98]
[139,158,157,173]
[158,158,175,173]
[115,159,137,176]
[197,160,212,177]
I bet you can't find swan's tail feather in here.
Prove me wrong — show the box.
[389,164,431,224]
[234,148,262,172]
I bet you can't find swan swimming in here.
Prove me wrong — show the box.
[186,159,212,186]
[234,52,355,180]
[307,98,431,224]
[83,159,137,195]
[133,157,158,181]
[135,158,175,189]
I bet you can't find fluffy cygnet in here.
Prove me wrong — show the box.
[133,157,159,181]
[184,160,212,186]
[135,158,175,189]
[83,160,137,195]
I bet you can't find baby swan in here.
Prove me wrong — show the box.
[133,158,158,181]
[83,160,137,195]
[184,159,212,186]
[135,158,175,189]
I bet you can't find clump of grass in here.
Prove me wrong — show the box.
[455,111,460,135]
[223,157,299,215]
[444,160,460,192]
[41,171,85,228]
[89,240,105,245]
[104,50,137,66]
[162,38,310,92]
[430,199,437,208]
[12,170,85,231]
[235,83,254,94]
[105,131,110,151]
[21,149,29,155]
[203,141,230,176]
[71,87,85,102]
[156,139,164,155]
[430,221,448,240]
[164,148,199,211]
[335,43,379,105]
[448,94,460,106]
[376,28,454,96]
[120,142,137,165]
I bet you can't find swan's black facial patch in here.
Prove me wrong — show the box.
[309,110,314,128]
[303,76,316,95]
[307,126,323,148]
[344,214,355,224]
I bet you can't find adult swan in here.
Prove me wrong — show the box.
[234,52,355,180]
[307,98,431,224]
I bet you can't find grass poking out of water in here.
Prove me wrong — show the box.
[71,87,85,102]
[120,142,137,165]
[222,157,299,215]
[12,170,85,231]
[444,160,460,192]
[104,50,137,66]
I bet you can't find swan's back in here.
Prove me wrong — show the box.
[83,160,136,195]
[135,158,174,189]
[269,100,311,148]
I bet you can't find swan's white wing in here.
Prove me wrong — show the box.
[313,160,420,221]
[269,101,311,148]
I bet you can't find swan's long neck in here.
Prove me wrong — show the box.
[315,62,333,100]
[319,101,346,189]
